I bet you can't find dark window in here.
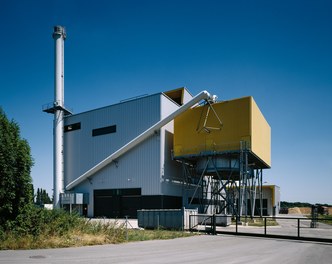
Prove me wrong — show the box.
[92,125,116,137]
[64,122,81,132]
[94,188,141,197]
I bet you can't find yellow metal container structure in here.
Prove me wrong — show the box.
[173,96,271,167]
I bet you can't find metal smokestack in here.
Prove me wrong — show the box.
[52,25,66,208]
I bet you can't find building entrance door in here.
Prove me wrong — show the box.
[94,188,141,218]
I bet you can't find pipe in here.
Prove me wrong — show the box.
[66,90,213,190]
[53,26,66,208]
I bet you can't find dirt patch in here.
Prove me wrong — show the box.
[288,207,331,215]
[299,207,311,215]
[288,207,302,214]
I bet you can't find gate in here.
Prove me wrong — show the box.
[189,215,332,243]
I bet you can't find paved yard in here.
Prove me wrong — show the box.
[1,235,331,264]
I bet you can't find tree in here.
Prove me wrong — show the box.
[41,189,52,204]
[35,188,52,206]
[0,108,34,226]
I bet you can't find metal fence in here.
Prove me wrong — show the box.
[189,215,332,243]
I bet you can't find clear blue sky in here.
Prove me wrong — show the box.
[1,0,331,204]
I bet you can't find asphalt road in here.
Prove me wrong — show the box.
[1,235,331,264]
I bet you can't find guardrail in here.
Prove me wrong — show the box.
[189,215,332,243]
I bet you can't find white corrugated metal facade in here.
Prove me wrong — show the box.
[63,88,192,217]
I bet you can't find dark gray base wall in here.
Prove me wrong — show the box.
[94,188,182,218]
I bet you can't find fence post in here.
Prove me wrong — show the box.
[182,207,185,231]
[213,214,216,235]
[156,214,159,230]
[125,215,128,241]
[297,218,300,237]
[189,214,192,231]
[264,217,267,235]
[236,215,238,233]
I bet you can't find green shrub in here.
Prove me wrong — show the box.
[0,208,194,250]
[1,207,84,237]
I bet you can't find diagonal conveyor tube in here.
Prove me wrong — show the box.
[66,90,213,190]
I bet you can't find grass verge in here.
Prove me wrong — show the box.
[317,215,332,225]
[127,229,193,242]
[0,208,194,250]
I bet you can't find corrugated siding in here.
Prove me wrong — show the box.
[174,97,250,157]
[91,135,160,195]
[64,94,161,195]
[160,95,184,196]
[173,96,271,167]
[251,98,271,167]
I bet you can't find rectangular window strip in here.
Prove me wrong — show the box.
[64,122,81,132]
[92,125,116,137]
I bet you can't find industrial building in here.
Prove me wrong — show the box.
[260,185,280,216]
[62,88,194,218]
[59,90,277,219]
[44,25,277,220]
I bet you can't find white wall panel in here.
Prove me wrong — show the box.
[160,95,187,196]
[90,135,160,195]
[64,94,161,192]
[64,91,192,216]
